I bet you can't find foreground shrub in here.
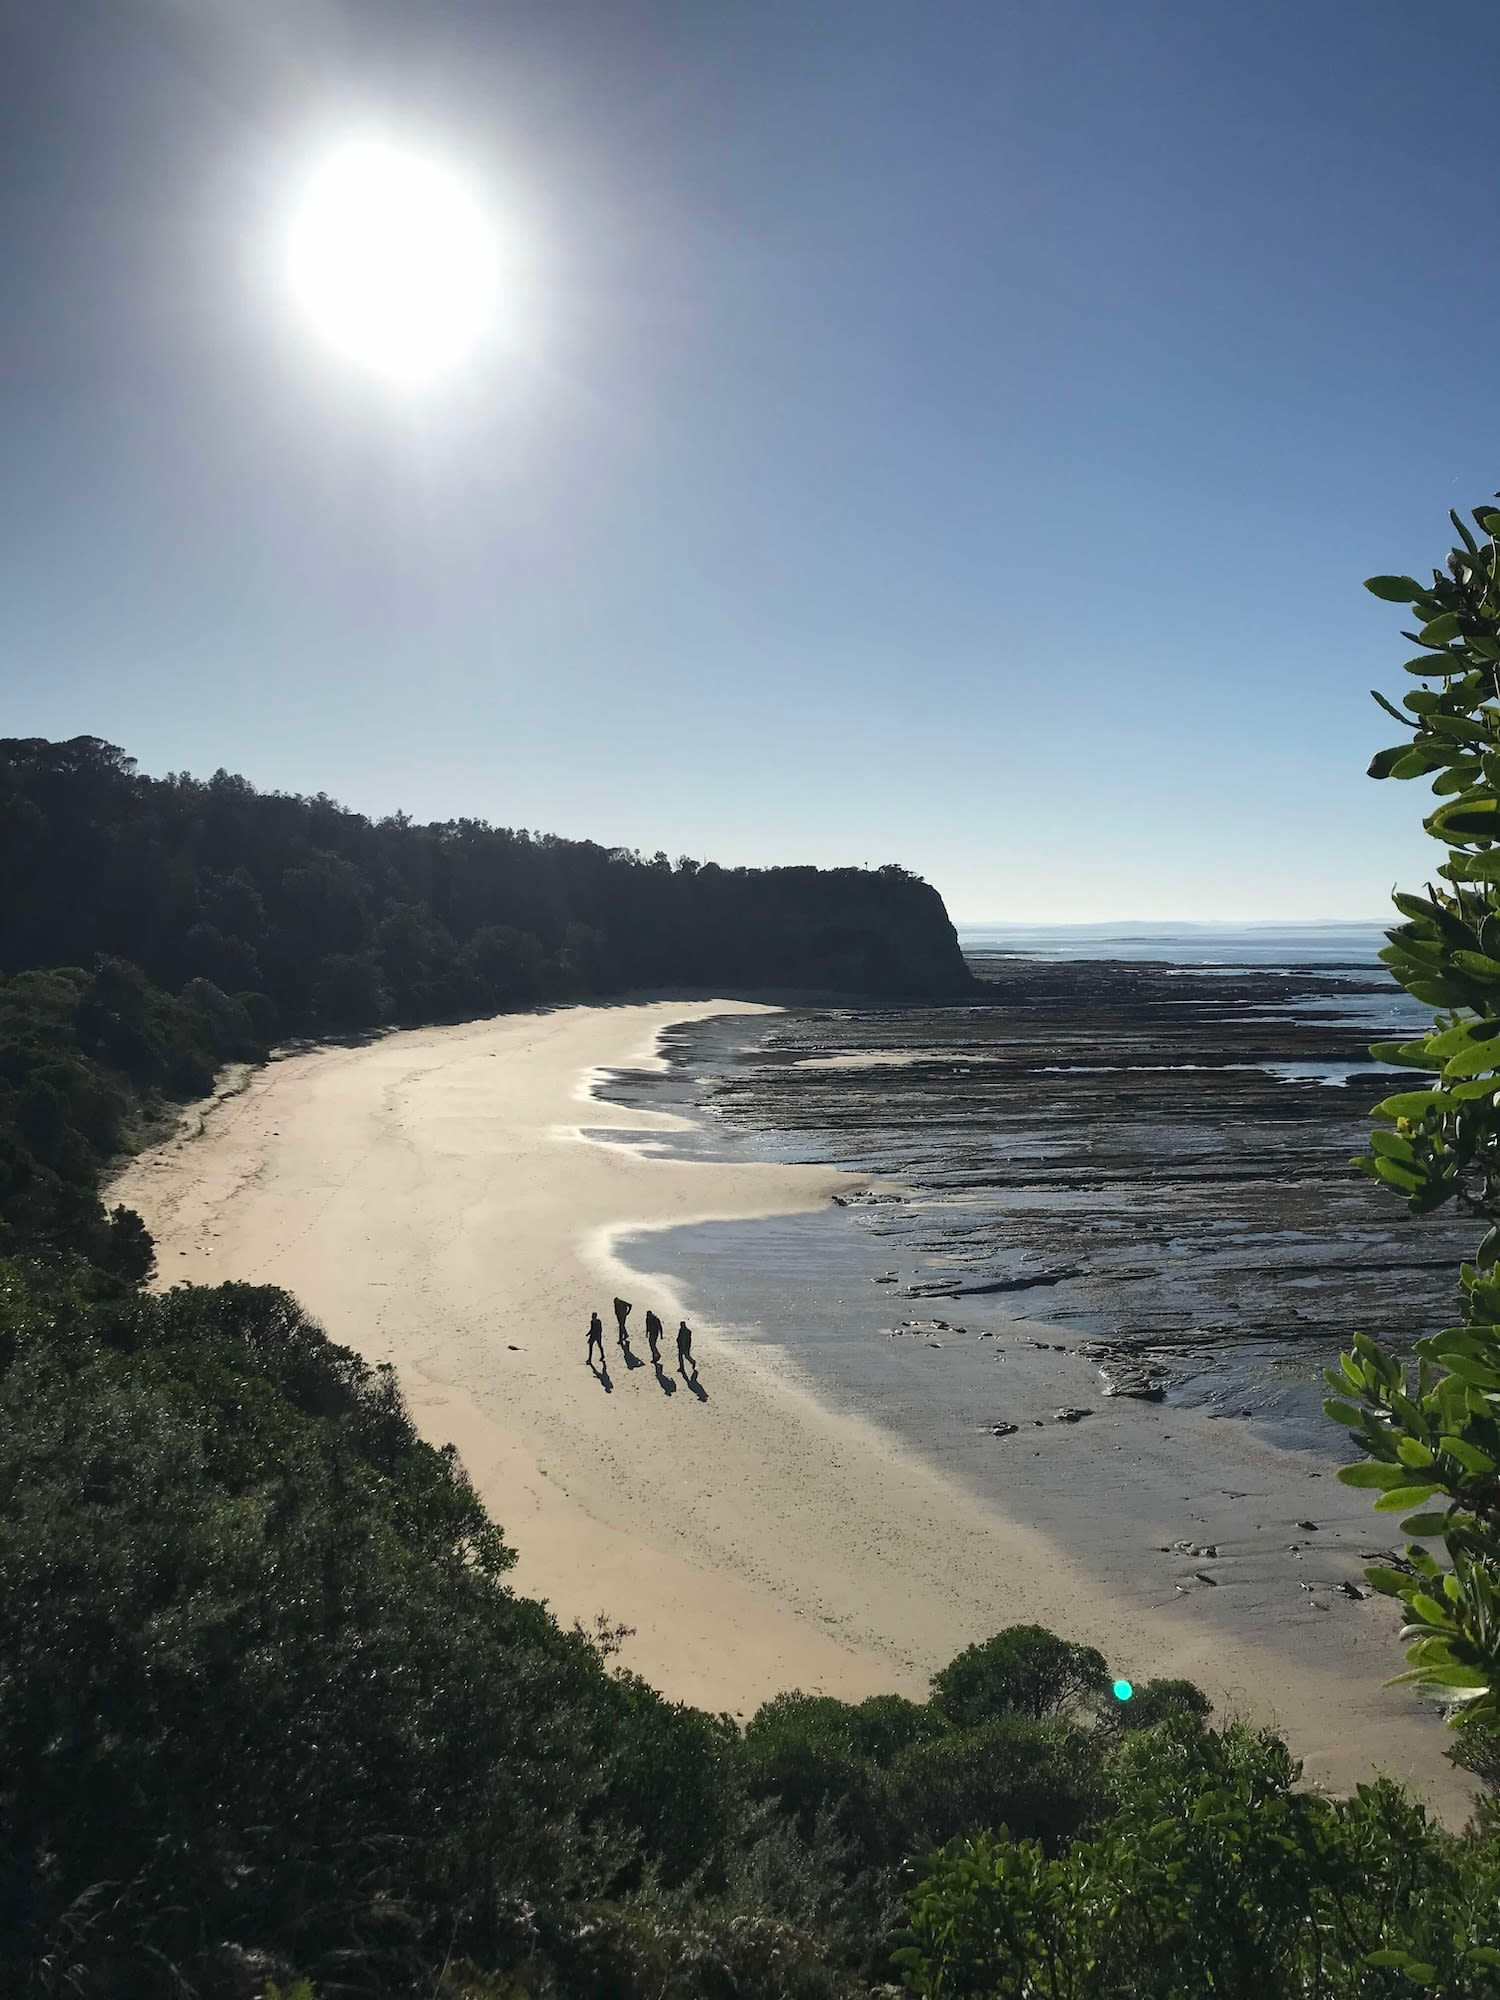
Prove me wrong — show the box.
[898,1720,1500,1998]
[0,1272,673,1996]
[929,1626,1108,1729]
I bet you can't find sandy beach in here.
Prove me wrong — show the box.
[114,999,1472,1817]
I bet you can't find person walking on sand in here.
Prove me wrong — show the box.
[644,1308,663,1364]
[586,1311,605,1365]
[676,1319,695,1377]
[613,1296,632,1351]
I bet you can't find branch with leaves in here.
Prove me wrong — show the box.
[1325,499,1500,1718]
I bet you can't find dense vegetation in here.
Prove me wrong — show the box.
[0,732,968,1275]
[4,1265,1497,2000]
[1314,502,1500,1719]
[0,735,970,1022]
[0,1258,1245,1996]
[10,539,1500,2000]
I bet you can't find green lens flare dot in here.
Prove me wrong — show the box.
[1112,1679,1134,1702]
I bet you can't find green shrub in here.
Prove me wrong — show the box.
[898,1720,1500,1997]
[929,1626,1108,1727]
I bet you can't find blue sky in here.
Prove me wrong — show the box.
[3,0,1496,921]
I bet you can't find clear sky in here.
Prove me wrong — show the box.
[3,0,1496,922]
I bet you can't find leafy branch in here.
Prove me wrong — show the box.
[1325,499,1500,1718]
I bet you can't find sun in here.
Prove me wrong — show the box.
[283,138,510,387]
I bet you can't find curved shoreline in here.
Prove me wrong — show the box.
[114,999,1469,1813]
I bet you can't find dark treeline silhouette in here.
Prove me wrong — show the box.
[0,735,972,1035]
[0,733,969,1278]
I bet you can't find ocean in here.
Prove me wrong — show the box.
[597,918,1461,1475]
[958,920,1392,967]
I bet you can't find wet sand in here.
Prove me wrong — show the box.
[114,1000,1472,1817]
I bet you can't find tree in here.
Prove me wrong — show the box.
[1325,499,1500,1721]
[930,1626,1109,1727]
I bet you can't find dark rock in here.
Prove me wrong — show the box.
[1297,1520,1319,1531]
[1193,1570,1218,1586]
[1052,1406,1092,1423]
[1100,1369,1169,1402]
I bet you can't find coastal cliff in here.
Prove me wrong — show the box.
[0,735,973,1031]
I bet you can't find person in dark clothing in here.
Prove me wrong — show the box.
[676,1319,695,1377]
[612,1296,632,1349]
[644,1308,663,1364]
[586,1311,604,1365]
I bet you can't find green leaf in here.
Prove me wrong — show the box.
[1399,1512,1453,1538]
[1421,612,1464,644]
[1365,1947,1435,1976]
[1443,850,1500,880]
[1395,1437,1435,1468]
[1363,1566,1414,1597]
[1373,1483,1443,1511]
[1364,576,1425,602]
[1420,1666,1486,1694]
[1337,1461,1413,1490]
[1445,1037,1500,1077]
[1372,1091,1444,1121]
[1421,1021,1487,1059]
[1439,1436,1497,1474]
[1428,801,1500,839]
[1391,749,1446,780]
[1370,1129,1418,1161]
[1429,712,1491,743]
[1368,1042,1435,1072]
[1407,1591,1453,1626]
[1368,745,1412,780]
[1453,950,1500,981]
[1448,1074,1500,1101]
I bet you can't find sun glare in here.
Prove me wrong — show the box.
[283,138,511,387]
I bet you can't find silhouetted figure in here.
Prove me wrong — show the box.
[676,1319,696,1378]
[613,1296,632,1350]
[586,1311,604,1365]
[644,1309,663,1364]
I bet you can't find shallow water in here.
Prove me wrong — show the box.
[600,954,1469,1461]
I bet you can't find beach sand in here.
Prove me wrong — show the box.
[113,999,1473,1817]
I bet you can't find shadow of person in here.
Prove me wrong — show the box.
[652,1359,677,1396]
[588,1358,613,1393]
[619,1336,646,1371]
[683,1369,708,1403]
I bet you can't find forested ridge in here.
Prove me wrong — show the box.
[0,734,970,1023]
[0,731,967,1279]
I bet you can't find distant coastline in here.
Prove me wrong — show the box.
[956,919,1391,965]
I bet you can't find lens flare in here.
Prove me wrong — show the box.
[283,138,509,386]
[1112,1678,1134,1702]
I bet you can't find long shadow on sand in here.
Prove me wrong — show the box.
[652,1361,677,1396]
[587,1360,613,1393]
[680,1369,708,1404]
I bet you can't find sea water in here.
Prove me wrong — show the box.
[958,920,1392,967]
[601,922,1460,1461]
